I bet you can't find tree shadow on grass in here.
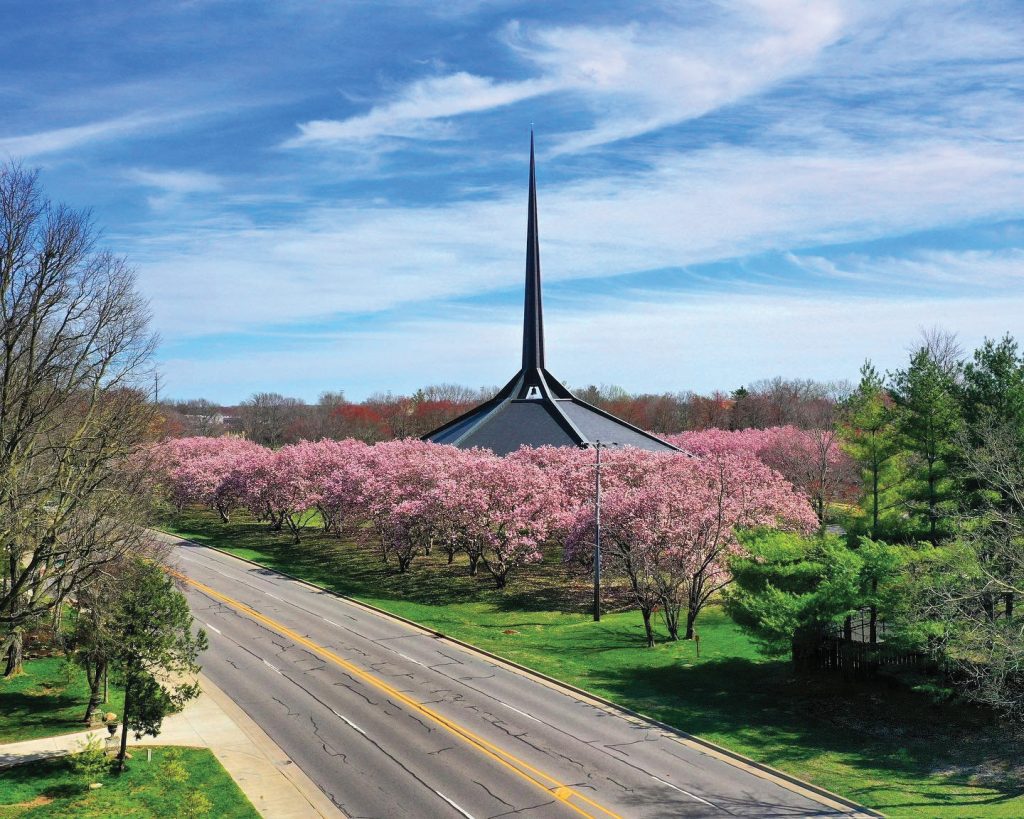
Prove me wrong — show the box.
[181,516,590,611]
[583,658,1024,814]
[0,690,81,730]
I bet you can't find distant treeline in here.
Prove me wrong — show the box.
[158,377,849,446]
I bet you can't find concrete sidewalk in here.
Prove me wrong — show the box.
[0,674,343,819]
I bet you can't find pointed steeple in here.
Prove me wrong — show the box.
[522,131,545,370]
[421,129,679,454]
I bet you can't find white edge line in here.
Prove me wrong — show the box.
[435,791,475,819]
[266,592,283,601]
[394,652,425,667]
[500,702,541,723]
[322,617,341,627]
[649,774,717,808]
[202,622,222,635]
[262,659,281,674]
[331,709,367,736]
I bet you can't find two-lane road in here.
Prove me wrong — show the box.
[165,534,870,819]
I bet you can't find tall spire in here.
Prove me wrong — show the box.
[522,131,545,370]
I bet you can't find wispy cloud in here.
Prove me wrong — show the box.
[0,110,194,159]
[286,73,555,146]
[125,167,224,210]
[287,0,847,153]
[792,249,1024,293]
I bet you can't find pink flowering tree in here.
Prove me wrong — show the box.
[668,426,858,525]
[149,436,266,522]
[267,442,343,542]
[357,440,468,572]
[568,451,817,646]
[458,454,560,588]
[317,439,372,540]
[220,445,281,529]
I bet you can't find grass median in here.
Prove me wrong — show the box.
[167,507,1024,819]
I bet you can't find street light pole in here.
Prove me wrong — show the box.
[594,441,602,622]
[591,441,618,621]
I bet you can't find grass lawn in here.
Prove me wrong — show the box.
[0,746,259,818]
[0,658,125,745]
[167,508,1024,819]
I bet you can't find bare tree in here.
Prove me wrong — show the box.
[917,326,963,381]
[0,161,157,676]
[171,398,225,437]
[238,392,306,446]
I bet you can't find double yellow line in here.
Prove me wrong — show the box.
[172,569,622,819]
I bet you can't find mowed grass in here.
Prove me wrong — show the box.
[167,507,1024,818]
[0,658,125,745]
[0,746,258,818]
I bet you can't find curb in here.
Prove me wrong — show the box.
[163,529,883,818]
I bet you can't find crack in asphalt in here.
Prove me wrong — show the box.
[607,776,632,792]
[334,679,380,707]
[473,778,516,811]
[489,800,558,819]
[404,710,434,734]
[310,714,348,761]
[272,696,302,718]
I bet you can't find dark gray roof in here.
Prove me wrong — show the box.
[423,134,678,456]
[455,402,578,454]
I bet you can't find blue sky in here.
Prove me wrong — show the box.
[3,0,1023,403]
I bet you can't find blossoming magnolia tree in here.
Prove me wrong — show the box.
[567,449,818,646]
[668,426,857,524]
[357,440,469,571]
[149,436,264,522]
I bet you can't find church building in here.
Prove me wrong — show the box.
[423,136,678,456]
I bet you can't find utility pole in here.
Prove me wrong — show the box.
[592,440,616,622]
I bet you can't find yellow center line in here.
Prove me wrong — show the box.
[171,569,622,819]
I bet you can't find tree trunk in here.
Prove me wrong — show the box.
[981,593,995,622]
[1006,592,1014,621]
[664,611,679,641]
[468,553,480,576]
[641,608,655,648]
[684,606,697,641]
[83,659,106,724]
[3,631,23,678]
[843,615,853,642]
[117,683,133,773]
[446,548,455,565]
[397,553,413,573]
[871,464,879,536]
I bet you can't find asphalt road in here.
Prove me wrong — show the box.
[165,534,868,819]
